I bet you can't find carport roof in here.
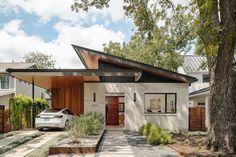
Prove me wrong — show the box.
[7,68,141,89]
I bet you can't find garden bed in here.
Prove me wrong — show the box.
[49,130,105,155]
[167,132,233,156]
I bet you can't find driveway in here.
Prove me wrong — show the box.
[0,130,65,157]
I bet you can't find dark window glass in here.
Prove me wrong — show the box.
[1,76,9,89]
[203,74,209,82]
[62,109,70,114]
[44,108,62,113]
[144,93,177,114]
[166,94,176,113]
[198,102,205,106]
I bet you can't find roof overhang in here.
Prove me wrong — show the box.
[189,87,210,98]
[7,68,142,89]
[72,44,197,84]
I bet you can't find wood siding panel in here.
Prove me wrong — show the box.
[51,77,84,115]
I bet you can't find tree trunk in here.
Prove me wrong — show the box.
[197,0,236,153]
[207,0,236,153]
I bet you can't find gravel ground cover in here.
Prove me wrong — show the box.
[124,130,180,157]
[25,133,67,157]
[0,132,43,154]
[0,132,16,140]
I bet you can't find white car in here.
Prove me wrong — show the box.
[35,108,76,131]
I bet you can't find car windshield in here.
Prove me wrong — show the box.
[44,108,62,113]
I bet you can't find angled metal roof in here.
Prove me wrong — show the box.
[0,62,37,73]
[72,44,197,83]
[182,55,207,74]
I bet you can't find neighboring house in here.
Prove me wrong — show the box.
[179,55,235,129]
[0,62,47,109]
[7,45,197,132]
[178,55,209,107]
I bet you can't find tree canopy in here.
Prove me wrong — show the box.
[72,0,195,71]
[23,52,56,69]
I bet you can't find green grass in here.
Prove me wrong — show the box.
[25,134,67,157]
[0,132,17,140]
[0,132,44,154]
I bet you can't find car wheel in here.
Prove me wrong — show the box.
[37,128,43,131]
[64,120,70,130]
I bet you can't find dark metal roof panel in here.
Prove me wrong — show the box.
[72,44,197,83]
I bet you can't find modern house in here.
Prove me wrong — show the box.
[7,45,197,132]
[0,62,47,109]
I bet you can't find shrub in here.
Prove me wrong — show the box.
[34,98,49,113]
[147,130,161,145]
[10,95,33,130]
[143,122,152,136]
[140,123,172,145]
[69,112,104,141]
[139,125,145,135]
[10,95,49,130]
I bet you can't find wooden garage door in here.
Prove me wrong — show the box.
[189,107,206,131]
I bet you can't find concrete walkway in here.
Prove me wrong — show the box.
[98,130,134,157]
[1,131,63,157]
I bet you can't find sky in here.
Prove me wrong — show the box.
[0,0,189,68]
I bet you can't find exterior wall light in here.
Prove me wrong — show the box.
[134,93,136,102]
[93,93,96,102]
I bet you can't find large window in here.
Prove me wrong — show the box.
[0,76,10,89]
[144,93,177,114]
[203,74,209,82]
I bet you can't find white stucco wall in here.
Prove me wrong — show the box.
[84,83,189,133]
[0,94,12,108]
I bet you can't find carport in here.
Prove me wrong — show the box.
[7,68,141,115]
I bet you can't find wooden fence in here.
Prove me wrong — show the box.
[0,105,11,133]
[189,107,206,131]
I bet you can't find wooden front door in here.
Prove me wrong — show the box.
[106,96,119,125]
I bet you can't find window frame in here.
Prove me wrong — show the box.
[202,74,209,82]
[144,93,177,114]
[0,75,10,89]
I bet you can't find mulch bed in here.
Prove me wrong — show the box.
[167,132,235,157]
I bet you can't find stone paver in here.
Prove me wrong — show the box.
[98,130,134,157]
[0,130,38,149]
[124,131,181,157]
[1,131,63,157]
